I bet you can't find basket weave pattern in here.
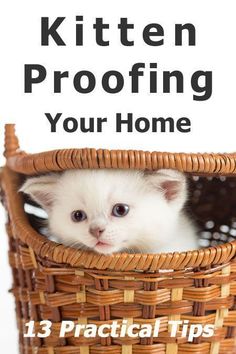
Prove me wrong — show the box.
[1,125,236,354]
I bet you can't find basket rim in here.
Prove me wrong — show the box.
[1,166,236,272]
[3,124,236,176]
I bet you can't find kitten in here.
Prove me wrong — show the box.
[20,169,198,254]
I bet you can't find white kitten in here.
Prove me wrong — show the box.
[20,169,198,254]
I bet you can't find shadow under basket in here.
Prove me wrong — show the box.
[1,125,236,354]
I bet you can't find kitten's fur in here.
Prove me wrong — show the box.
[20,169,198,254]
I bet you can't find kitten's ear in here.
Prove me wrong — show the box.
[144,169,187,209]
[19,174,59,210]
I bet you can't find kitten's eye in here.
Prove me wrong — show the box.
[71,210,87,222]
[112,204,129,217]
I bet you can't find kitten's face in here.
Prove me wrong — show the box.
[20,169,187,254]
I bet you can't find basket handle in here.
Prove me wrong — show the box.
[4,124,20,158]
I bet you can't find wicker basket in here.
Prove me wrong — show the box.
[1,124,236,354]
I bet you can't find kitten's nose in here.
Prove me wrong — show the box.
[89,227,105,239]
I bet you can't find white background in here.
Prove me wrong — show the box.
[0,1,236,353]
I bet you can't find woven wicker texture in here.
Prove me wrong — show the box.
[4,124,236,176]
[1,124,236,354]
